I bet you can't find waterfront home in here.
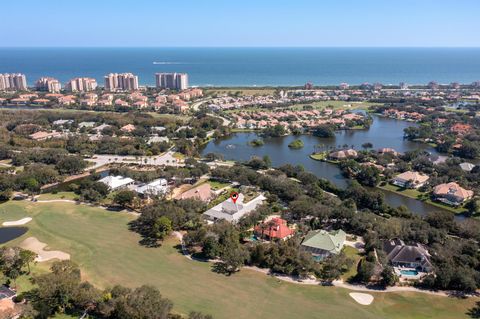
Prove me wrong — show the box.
[378,147,399,156]
[134,178,168,198]
[115,99,129,107]
[58,95,76,105]
[175,183,214,202]
[392,171,429,189]
[328,149,358,160]
[300,229,346,261]
[203,193,266,223]
[99,175,135,191]
[32,98,50,105]
[382,239,432,273]
[9,98,29,105]
[254,217,295,241]
[98,99,112,106]
[433,182,474,206]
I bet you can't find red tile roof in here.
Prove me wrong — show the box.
[254,218,294,240]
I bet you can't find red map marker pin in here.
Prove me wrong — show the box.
[230,191,239,204]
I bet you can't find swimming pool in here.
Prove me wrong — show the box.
[400,269,419,276]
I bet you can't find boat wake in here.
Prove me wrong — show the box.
[153,61,183,65]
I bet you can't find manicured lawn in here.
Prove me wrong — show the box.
[207,180,231,191]
[310,152,339,164]
[378,184,467,214]
[379,183,425,200]
[36,191,78,201]
[0,200,477,319]
[341,246,362,281]
[310,152,327,161]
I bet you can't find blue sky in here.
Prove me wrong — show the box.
[3,0,480,47]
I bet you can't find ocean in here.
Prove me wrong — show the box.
[1,47,479,87]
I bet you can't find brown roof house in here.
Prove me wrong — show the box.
[328,149,358,160]
[175,183,214,202]
[392,171,429,189]
[433,182,474,206]
[120,124,136,133]
[382,239,432,273]
[29,131,62,141]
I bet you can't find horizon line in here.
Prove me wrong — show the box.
[1,45,480,49]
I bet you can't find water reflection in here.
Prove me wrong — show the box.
[202,115,453,216]
[0,227,28,244]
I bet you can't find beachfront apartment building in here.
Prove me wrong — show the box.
[0,73,27,91]
[104,73,139,91]
[65,77,98,92]
[155,73,188,90]
[35,77,61,93]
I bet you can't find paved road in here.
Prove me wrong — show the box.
[87,151,182,170]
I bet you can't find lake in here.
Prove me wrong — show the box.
[0,227,28,244]
[201,115,455,217]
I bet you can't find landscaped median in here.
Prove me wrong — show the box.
[377,183,468,214]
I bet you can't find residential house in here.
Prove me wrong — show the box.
[99,175,135,191]
[175,183,214,202]
[78,121,96,128]
[254,217,294,241]
[29,131,62,141]
[134,178,168,198]
[460,162,476,172]
[378,148,399,156]
[328,149,358,160]
[392,171,429,189]
[121,124,136,133]
[301,229,346,261]
[0,285,16,314]
[93,123,111,133]
[382,239,432,272]
[203,193,266,223]
[433,182,474,206]
[450,123,473,135]
[52,119,73,126]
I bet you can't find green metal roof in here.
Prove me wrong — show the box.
[301,229,346,254]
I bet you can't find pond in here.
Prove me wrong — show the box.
[0,227,28,244]
[201,115,455,217]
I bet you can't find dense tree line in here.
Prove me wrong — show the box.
[1,259,213,319]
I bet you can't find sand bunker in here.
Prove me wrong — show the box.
[349,292,374,305]
[2,217,32,226]
[19,237,70,262]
